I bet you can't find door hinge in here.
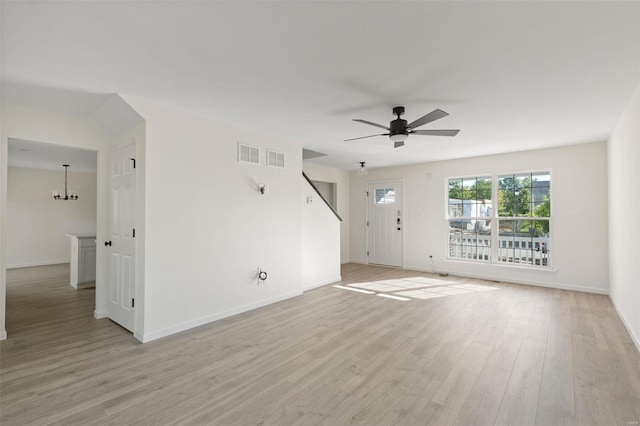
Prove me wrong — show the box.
[367,251,369,256]
[132,298,135,308]
[366,191,369,197]
[129,158,136,169]
[132,228,135,238]
[366,221,369,226]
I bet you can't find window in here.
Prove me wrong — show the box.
[448,176,492,261]
[375,188,395,204]
[447,171,551,267]
[497,172,550,266]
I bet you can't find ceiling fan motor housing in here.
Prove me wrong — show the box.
[390,118,409,136]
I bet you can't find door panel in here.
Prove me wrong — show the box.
[107,145,136,331]
[367,182,402,267]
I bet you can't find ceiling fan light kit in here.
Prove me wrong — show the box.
[358,161,367,175]
[346,106,460,148]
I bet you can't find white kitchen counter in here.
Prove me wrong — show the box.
[66,234,96,289]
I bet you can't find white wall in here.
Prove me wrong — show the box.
[302,179,341,290]
[1,103,109,340]
[123,97,304,342]
[350,142,609,294]
[7,167,97,268]
[303,163,350,263]
[608,85,640,349]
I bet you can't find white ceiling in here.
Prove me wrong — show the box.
[8,139,97,173]
[2,1,639,170]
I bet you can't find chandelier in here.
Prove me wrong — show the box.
[52,164,78,200]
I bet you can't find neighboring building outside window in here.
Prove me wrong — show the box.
[447,172,551,267]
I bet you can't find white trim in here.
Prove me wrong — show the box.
[303,276,342,292]
[139,289,303,343]
[444,258,556,273]
[94,309,108,319]
[7,260,68,269]
[75,281,96,289]
[609,295,640,352]
[0,329,6,340]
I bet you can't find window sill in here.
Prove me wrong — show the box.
[444,258,556,273]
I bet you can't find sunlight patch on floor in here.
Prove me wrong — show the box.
[377,293,411,301]
[335,276,499,301]
[333,285,375,294]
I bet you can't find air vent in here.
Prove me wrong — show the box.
[238,143,259,164]
[267,150,285,168]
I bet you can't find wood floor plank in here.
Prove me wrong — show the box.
[1,263,639,426]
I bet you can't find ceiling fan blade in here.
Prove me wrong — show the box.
[353,119,390,130]
[344,133,389,142]
[408,109,449,129]
[411,129,460,137]
[394,141,405,148]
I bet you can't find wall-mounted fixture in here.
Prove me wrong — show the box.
[258,183,269,195]
[52,164,78,200]
[357,161,367,176]
[257,267,268,285]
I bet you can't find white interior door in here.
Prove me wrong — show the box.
[367,181,403,267]
[107,145,136,331]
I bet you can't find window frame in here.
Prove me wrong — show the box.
[445,170,553,269]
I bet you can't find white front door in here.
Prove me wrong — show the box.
[367,181,403,267]
[107,144,136,331]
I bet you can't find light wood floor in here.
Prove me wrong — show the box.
[1,263,639,425]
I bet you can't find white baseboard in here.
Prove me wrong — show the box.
[133,331,144,343]
[75,281,96,289]
[7,260,69,269]
[94,310,108,319]
[0,329,6,340]
[609,295,640,352]
[402,264,608,295]
[139,289,303,343]
[303,276,342,292]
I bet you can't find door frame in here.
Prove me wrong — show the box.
[365,179,405,268]
[0,138,103,341]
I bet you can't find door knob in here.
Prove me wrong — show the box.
[104,241,112,246]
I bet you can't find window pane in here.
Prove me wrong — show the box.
[462,178,476,201]
[448,176,492,219]
[375,188,385,203]
[448,178,463,201]
[375,188,395,204]
[498,219,549,266]
[475,177,492,201]
[532,172,551,217]
[498,174,532,217]
[449,221,491,261]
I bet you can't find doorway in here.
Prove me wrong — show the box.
[5,139,98,335]
[366,181,403,267]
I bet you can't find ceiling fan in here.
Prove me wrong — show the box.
[345,106,460,148]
